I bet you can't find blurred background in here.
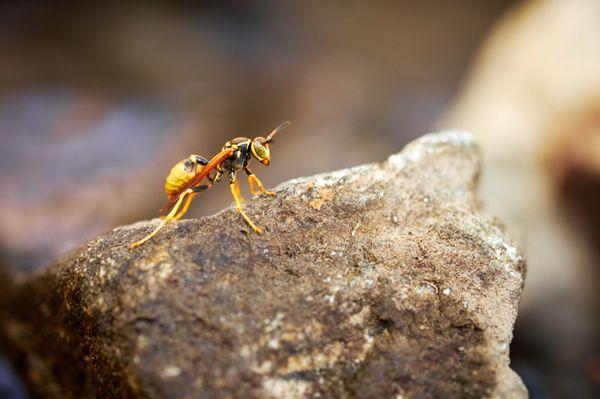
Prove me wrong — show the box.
[0,0,598,398]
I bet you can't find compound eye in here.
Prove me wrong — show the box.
[252,141,269,160]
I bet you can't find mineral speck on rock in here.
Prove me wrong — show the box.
[0,131,527,398]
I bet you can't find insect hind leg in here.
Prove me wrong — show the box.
[130,188,195,248]
[173,185,209,220]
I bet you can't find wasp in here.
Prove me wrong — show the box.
[130,121,291,248]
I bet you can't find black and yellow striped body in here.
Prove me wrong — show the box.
[218,137,252,174]
[129,121,290,248]
[165,155,207,199]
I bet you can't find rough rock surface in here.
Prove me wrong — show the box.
[442,0,600,395]
[0,131,527,398]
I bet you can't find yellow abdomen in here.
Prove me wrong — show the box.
[165,159,203,199]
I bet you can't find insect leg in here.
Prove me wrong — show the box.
[245,166,275,196]
[229,172,262,234]
[172,184,209,220]
[130,188,194,248]
[210,170,223,184]
[233,174,245,202]
[172,194,195,220]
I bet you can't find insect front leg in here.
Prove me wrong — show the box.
[209,170,223,185]
[229,172,262,234]
[245,166,275,196]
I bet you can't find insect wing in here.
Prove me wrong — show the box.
[160,148,234,214]
[181,148,233,192]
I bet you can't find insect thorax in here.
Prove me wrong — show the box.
[222,138,252,171]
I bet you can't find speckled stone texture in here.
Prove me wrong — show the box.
[0,131,527,398]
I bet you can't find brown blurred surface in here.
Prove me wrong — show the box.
[0,0,515,271]
[21,1,600,399]
[0,131,528,399]
[443,0,600,397]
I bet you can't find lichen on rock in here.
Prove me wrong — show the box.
[0,131,527,398]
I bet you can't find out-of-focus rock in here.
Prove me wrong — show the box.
[0,1,516,273]
[543,106,600,252]
[0,93,232,271]
[0,132,527,398]
[442,0,600,395]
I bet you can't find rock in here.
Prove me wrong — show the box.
[0,1,514,275]
[0,93,195,270]
[442,0,600,395]
[0,131,527,398]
